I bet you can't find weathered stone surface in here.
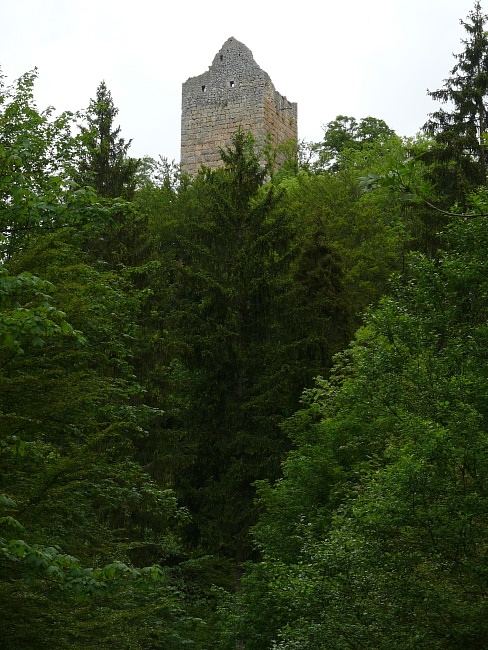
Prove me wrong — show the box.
[181,37,297,175]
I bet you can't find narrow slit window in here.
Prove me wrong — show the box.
[202,85,206,92]
[229,80,235,88]
[220,55,223,61]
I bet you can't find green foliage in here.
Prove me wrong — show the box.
[0,268,79,353]
[225,192,488,648]
[0,70,211,649]
[280,130,409,319]
[0,69,83,258]
[0,230,196,646]
[358,135,454,257]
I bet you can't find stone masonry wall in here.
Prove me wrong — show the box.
[181,37,297,175]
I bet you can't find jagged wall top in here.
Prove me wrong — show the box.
[211,37,262,72]
[182,37,272,102]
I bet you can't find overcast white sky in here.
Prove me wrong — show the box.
[0,0,477,162]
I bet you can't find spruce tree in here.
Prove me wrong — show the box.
[77,81,140,199]
[159,131,351,565]
[423,1,488,204]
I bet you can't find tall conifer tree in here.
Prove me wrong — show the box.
[424,1,488,204]
[77,81,140,199]
[162,131,351,565]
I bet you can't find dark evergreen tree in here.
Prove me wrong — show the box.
[163,132,295,563]
[77,81,140,199]
[423,1,488,205]
[157,131,351,566]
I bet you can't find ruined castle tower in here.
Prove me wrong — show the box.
[180,37,297,175]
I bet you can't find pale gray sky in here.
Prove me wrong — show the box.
[0,0,476,162]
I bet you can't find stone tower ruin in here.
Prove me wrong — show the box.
[180,37,297,175]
